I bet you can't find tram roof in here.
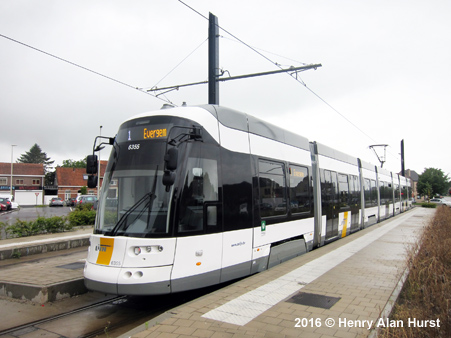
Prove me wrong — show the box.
[201,105,311,151]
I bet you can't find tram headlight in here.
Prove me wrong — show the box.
[146,246,152,253]
[158,245,163,252]
[134,246,141,255]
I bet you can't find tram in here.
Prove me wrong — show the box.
[83,105,412,295]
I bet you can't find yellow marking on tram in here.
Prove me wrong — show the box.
[341,211,349,238]
[96,238,115,265]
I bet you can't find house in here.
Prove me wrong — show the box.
[403,169,420,200]
[55,161,107,200]
[0,162,45,205]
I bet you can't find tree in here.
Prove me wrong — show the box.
[61,158,87,168]
[417,168,450,198]
[17,144,54,172]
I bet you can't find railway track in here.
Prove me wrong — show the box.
[0,296,128,337]
[0,281,235,338]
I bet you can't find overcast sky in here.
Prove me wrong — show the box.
[1,0,450,177]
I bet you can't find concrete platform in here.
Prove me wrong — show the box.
[123,207,433,338]
[0,208,434,337]
[0,229,91,303]
[0,227,92,261]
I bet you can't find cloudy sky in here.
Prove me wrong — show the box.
[1,0,450,177]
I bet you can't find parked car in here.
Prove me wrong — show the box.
[430,198,451,207]
[76,195,98,205]
[49,197,64,207]
[65,197,76,206]
[0,197,12,210]
[0,203,6,212]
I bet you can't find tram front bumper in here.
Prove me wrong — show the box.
[83,261,172,295]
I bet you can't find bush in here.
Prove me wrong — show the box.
[68,209,96,226]
[7,219,41,237]
[5,216,72,238]
[75,203,94,212]
[380,206,451,337]
[421,202,437,208]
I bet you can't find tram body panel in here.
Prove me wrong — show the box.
[249,133,311,165]
[253,218,314,248]
[221,228,253,282]
[218,123,251,154]
[170,233,223,280]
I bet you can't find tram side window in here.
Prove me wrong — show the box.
[258,160,286,217]
[350,175,360,206]
[289,165,310,214]
[402,185,408,201]
[394,184,400,202]
[380,182,387,205]
[338,174,350,208]
[371,180,377,206]
[322,170,338,206]
[178,157,219,233]
[364,179,371,207]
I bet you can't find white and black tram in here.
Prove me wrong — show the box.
[83,105,412,295]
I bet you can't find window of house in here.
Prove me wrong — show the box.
[16,179,24,185]
[32,179,40,185]
[0,178,7,185]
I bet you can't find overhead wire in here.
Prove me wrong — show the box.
[148,37,208,90]
[177,0,395,155]
[0,33,173,105]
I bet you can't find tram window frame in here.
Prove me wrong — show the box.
[370,180,377,206]
[322,169,338,202]
[338,173,350,208]
[364,178,371,207]
[288,164,310,214]
[176,142,221,236]
[258,159,287,218]
[350,175,360,206]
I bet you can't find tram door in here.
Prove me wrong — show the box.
[171,143,223,292]
[350,175,361,231]
[322,170,339,240]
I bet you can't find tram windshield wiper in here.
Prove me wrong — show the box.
[106,166,159,236]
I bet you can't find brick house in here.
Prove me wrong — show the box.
[404,169,420,200]
[0,162,45,205]
[55,161,107,200]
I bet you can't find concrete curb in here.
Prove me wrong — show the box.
[0,278,87,304]
[0,236,90,261]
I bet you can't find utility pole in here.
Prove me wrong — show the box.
[400,139,405,176]
[148,13,321,102]
[208,12,219,105]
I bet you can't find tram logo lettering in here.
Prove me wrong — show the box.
[95,244,112,252]
[231,241,246,247]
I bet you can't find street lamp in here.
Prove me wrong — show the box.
[10,145,17,198]
[97,126,102,199]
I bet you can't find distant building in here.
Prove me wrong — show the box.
[0,162,45,205]
[55,161,107,200]
[403,169,420,200]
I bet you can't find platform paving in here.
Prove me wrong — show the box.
[0,228,91,303]
[0,208,434,337]
[123,207,433,338]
